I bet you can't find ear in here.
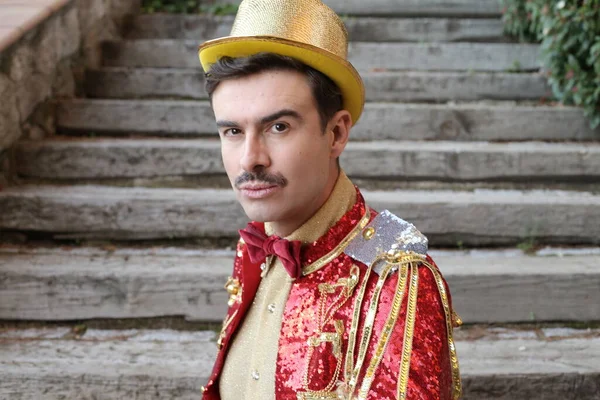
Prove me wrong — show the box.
[327,109,353,159]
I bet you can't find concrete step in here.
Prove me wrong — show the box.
[102,40,541,72]
[127,14,506,42]
[240,0,502,17]
[1,326,599,399]
[85,68,550,102]
[1,246,599,323]
[56,99,600,142]
[14,139,600,183]
[0,185,599,246]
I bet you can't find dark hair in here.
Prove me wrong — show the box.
[204,53,343,130]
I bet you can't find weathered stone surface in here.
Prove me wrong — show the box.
[458,337,600,400]
[1,327,599,400]
[7,41,51,122]
[0,0,139,151]
[14,139,600,182]
[0,185,598,246]
[283,0,502,17]
[128,15,505,42]
[56,99,600,141]
[6,6,81,123]
[0,329,216,400]
[360,71,551,102]
[1,246,599,323]
[85,68,551,102]
[0,73,21,149]
[439,250,600,324]
[103,40,541,71]
[0,247,232,321]
[344,141,600,181]
[461,373,600,400]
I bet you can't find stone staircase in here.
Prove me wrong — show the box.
[1,0,600,399]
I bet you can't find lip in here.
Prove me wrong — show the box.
[239,184,280,200]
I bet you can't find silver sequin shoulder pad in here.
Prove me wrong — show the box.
[343,210,428,275]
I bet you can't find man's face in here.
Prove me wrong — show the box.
[212,69,339,234]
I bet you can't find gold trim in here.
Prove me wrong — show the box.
[396,263,419,400]
[217,309,239,350]
[341,255,394,398]
[296,392,339,400]
[356,262,411,399]
[303,266,360,395]
[343,255,381,387]
[423,264,462,400]
[349,261,394,392]
[302,208,371,276]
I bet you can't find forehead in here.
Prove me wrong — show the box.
[211,69,316,120]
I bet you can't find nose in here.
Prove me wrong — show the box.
[240,132,271,172]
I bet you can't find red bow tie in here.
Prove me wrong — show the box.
[239,223,303,279]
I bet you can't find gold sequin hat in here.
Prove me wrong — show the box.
[198,0,365,123]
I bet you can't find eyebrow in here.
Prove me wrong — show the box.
[259,109,303,125]
[216,109,302,129]
[216,120,241,129]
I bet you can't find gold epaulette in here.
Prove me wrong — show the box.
[340,210,461,400]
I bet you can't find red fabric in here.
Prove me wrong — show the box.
[239,222,303,279]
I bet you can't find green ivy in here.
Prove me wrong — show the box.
[502,0,600,129]
[142,0,239,15]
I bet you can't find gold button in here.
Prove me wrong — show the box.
[362,227,375,240]
[452,311,463,328]
[225,277,241,294]
[201,386,208,393]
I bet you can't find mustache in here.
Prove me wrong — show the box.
[234,170,288,188]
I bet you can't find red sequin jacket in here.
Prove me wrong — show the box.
[201,191,461,399]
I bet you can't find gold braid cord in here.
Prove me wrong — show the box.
[342,254,462,400]
[344,255,395,393]
[422,263,463,400]
[358,262,414,399]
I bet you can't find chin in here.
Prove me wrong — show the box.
[241,202,282,223]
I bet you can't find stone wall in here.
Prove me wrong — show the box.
[0,0,141,185]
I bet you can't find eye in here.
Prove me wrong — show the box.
[271,123,289,133]
[223,128,242,137]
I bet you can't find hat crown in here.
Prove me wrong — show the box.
[230,0,349,59]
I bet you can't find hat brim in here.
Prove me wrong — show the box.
[199,36,365,124]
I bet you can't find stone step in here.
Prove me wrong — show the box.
[1,327,599,399]
[56,99,600,142]
[85,68,550,102]
[1,246,599,323]
[0,185,599,246]
[0,328,216,400]
[102,40,541,72]
[127,15,506,42]
[14,139,600,183]
[242,0,502,17]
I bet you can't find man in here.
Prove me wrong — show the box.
[198,0,461,399]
